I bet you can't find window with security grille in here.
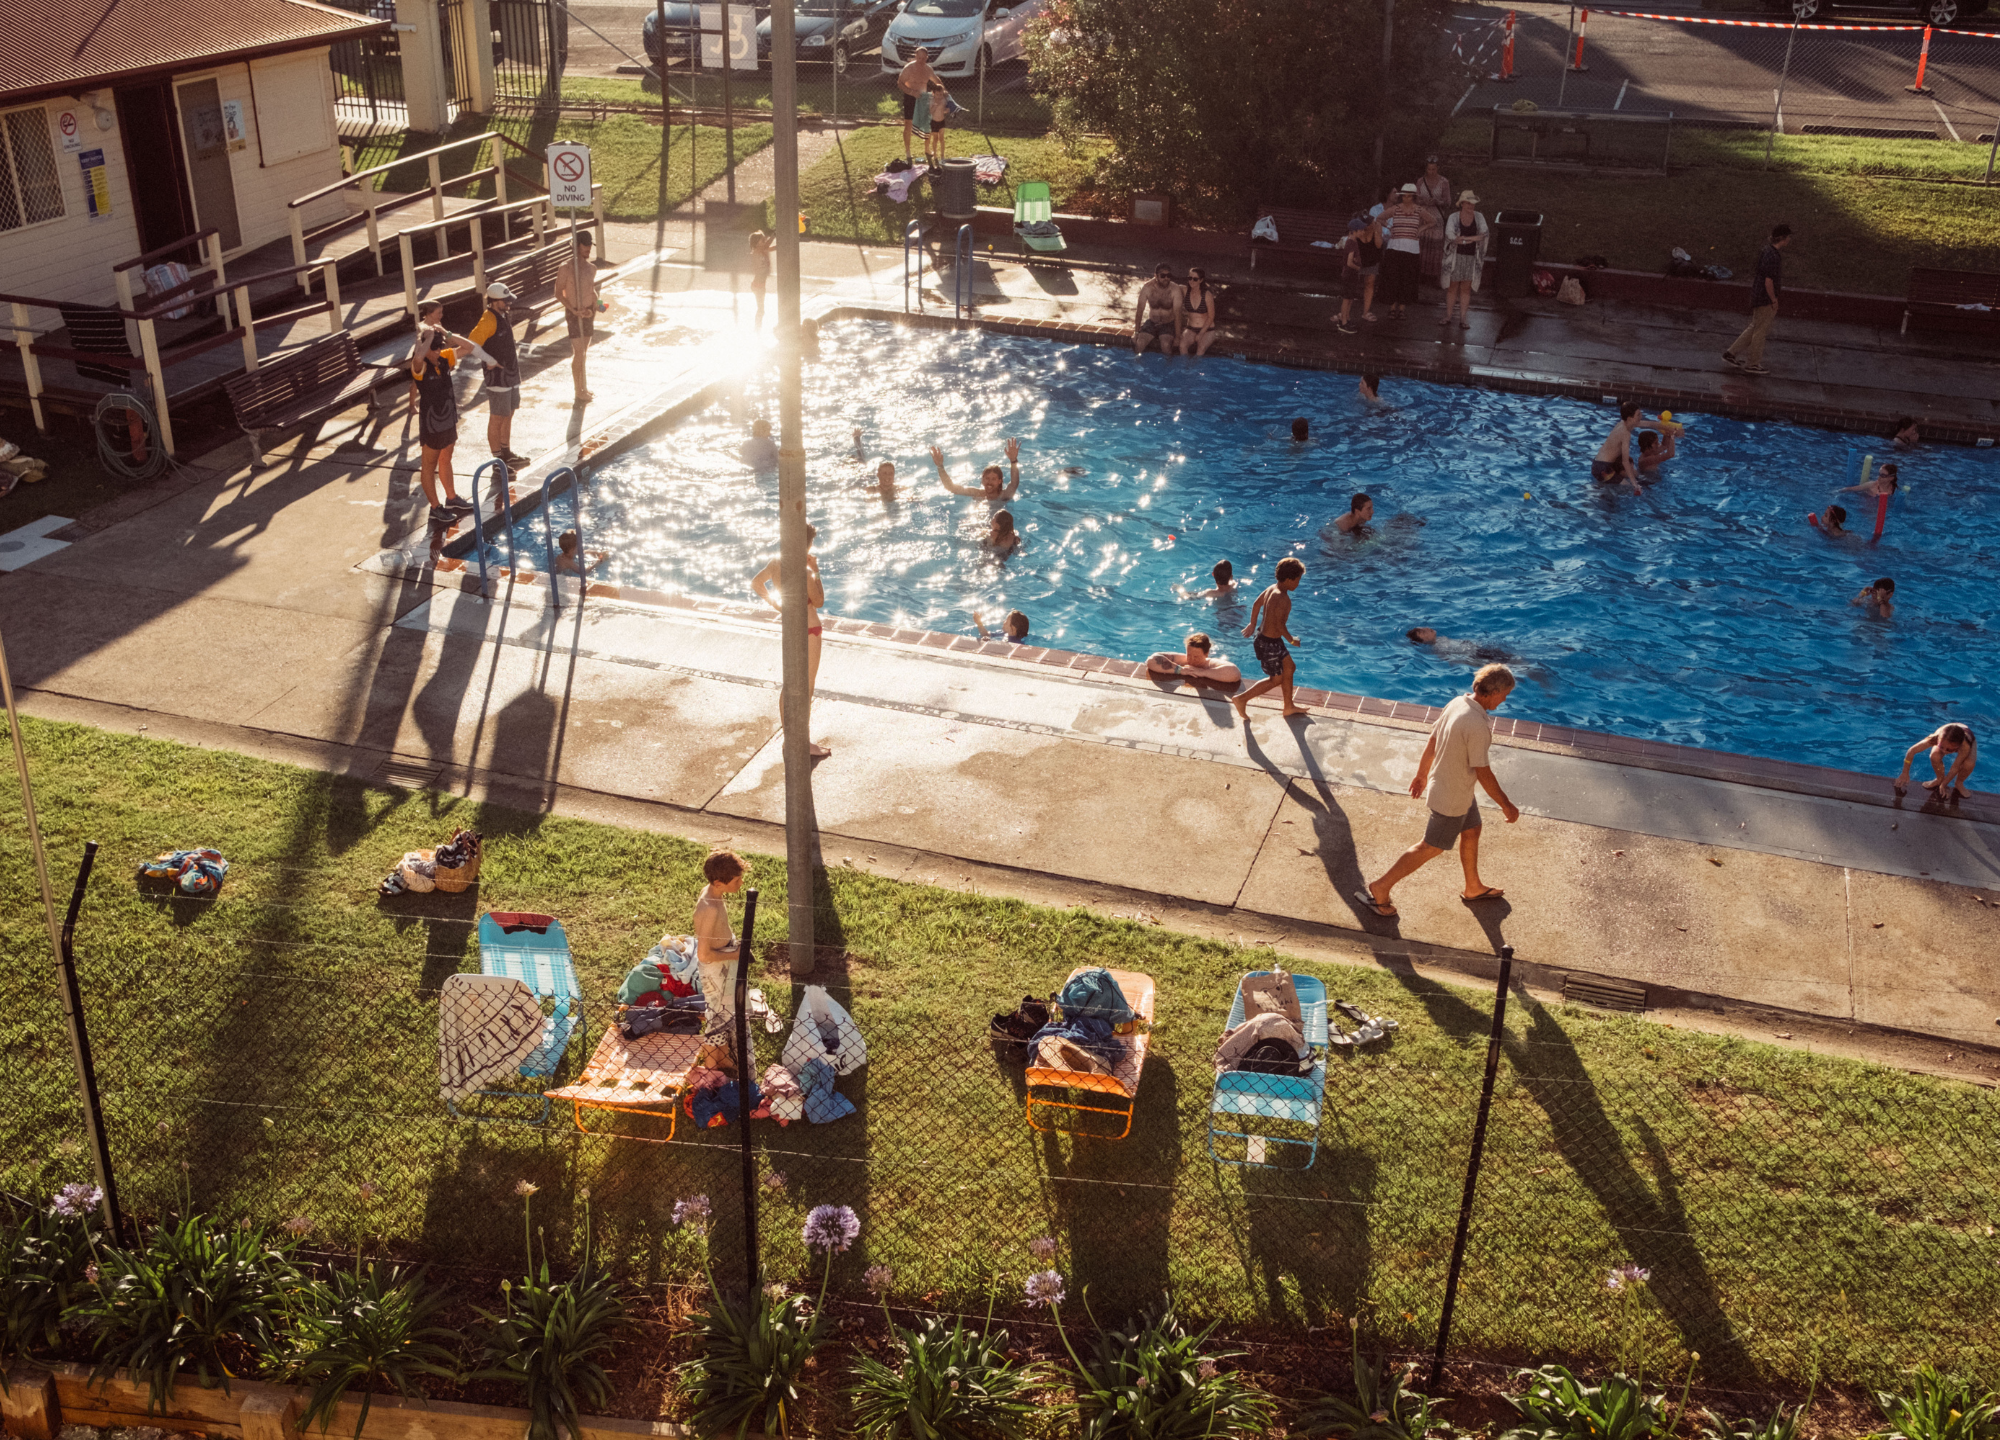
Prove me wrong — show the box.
[0,106,66,233]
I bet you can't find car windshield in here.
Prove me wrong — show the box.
[904,0,982,16]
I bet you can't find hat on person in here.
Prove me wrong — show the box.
[485,282,517,301]
[1426,154,1440,165]
[1457,189,1480,204]
[1400,182,1418,193]
[1347,217,1367,232]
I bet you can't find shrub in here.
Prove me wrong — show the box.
[284,1264,461,1436]
[1501,1365,1667,1440]
[847,1267,1047,1440]
[1870,1368,2000,1440]
[1,1188,102,1378]
[1299,1321,1451,1440]
[1058,1296,1275,1440]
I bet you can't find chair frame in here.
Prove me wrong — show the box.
[1207,971,1328,1169]
[1024,967,1154,1141]
[448,912,584,1126]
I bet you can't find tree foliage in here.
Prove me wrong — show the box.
[1024,0,1459,223]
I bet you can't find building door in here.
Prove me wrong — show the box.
[115,81,196,254]
[174,78,240,251]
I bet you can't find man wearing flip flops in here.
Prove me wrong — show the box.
[1357,663,1520,918]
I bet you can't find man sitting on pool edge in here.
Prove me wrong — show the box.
[1146,633,1242,687]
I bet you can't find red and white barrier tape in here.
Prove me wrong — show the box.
[1596,9,2000,33]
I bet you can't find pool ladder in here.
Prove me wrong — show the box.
[952,224,973,319]
[461,459,588,614]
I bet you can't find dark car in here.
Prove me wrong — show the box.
[755,0,901,72]
[643,1,773,67]
[1770,0,1984,22]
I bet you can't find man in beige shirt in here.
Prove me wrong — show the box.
[1357,663,1520,917]
[694,850,746,1046]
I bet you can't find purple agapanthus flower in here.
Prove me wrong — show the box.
[1028,1235,1058,1262]
[865,1264,894,1295]
[674,1194,713,1234]
[803,1204,861,1253]
[1024,1269,1065,1308]
[1605,1263,1652,1291]
[50,1183,102,1218]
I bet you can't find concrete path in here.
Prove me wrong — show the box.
[4,240,1997,1072]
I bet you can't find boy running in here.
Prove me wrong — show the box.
[1232,557,1307,724]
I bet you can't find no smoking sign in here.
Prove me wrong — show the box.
[546,143,593,209]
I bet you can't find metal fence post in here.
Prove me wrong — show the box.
[735,888,762,1298]
[1428,944,1515,1392]
[1987,111,1999,184]
[1766,19,1798,165]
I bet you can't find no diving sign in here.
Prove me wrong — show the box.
[547,143,592,209]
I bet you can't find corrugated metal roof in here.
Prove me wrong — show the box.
[0,0,390,102]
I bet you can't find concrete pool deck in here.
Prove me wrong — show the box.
[3,241,1996,1079]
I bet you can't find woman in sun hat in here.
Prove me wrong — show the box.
[1380,184,1425,318]
[1440,190,1490,331]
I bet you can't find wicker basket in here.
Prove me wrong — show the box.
[431,829,482,894]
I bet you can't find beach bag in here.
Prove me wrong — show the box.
[143,262,196,321]
[1239,970,1302,1025]
[1058,967,1134,1025]
[1557,276,1587,306]
[431,829,482,892]
[781,985,868,1076]
[1251,215,1280,244]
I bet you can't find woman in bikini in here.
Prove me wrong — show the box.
[1179,267,1218,356]
[751,524,831,758]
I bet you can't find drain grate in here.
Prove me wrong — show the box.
[1563,973,1649,1014]
[372,756,443,791]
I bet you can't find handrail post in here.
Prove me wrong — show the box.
[135,317,175,457]
[236,285,259,371]
[471,214,487,298]
[10,301,47,433]
[366,195,384,276]
[532,199,546,250]
[399,232,419,315]
[955,223,972,319]
[292,208,312,294]
[494,136,510,207]
[465,459,501,598]
[904,219,922,313]
[207,233,231,320]
[540,468,563,614]
[322,261,343,336]
[592,182,606,259]
[111,268,141,364]
[428,153,446,223]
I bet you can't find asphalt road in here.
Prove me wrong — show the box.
[1450,0,2000,138]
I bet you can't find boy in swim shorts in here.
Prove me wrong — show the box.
[1591,403,1644,495]
[1231,557,1307,726]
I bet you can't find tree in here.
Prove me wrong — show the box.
[1025,0,1458,224]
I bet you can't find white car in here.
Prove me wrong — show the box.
[879,0,1045,79]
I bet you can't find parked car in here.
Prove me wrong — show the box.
[879,0,1045,79]
[756,0,900,72]
[643,0,773,68]
[1767,0,1984,23]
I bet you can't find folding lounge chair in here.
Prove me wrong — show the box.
[1208,970,1328,1169]
[450,912,585,1125]
[439,973,551,1123]
[1025,966,1155,1140]
[1013,181,1067,257]
[546,933,706,1142]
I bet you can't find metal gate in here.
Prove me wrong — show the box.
[327,0,409,136]
[439,0,470,108]
[494,0,569,107]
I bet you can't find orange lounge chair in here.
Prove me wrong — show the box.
[547,1024,706,1143]
[1025,966,1156,1140]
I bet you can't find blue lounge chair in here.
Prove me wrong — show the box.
[451,911,584,1124]
[1208,971,1328,1169]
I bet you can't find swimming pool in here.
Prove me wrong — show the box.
[510,320,1998,776]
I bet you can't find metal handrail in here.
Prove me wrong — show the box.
[538,466,585,614]
[904,220,923,314]
[953,224,974,319]
[464,459,508,597]
[290,132,515,210]
[112,230,221,273]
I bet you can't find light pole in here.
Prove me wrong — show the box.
[769,0,815,975]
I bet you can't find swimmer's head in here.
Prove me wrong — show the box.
[1619,402,1642,422]
[1408,627,1438,645]
[1636,431,1659,453]
[1004,609,1029,639]
[1892,415,1917,438]
[1212,559,1233,586]
[991,509,1017,538]
[1879,462,1899,488]
[558,530,578,554]
[876,460,895,487]
[1291,418,1309,442]
[1361,372,1380,390]
[1349,493,1372,515]
[753,419,771,437]
[1186,632,1212,657]
[980,464,1005,493]
[1872,576,1894,595]
[806,523,819,545]
[1275,557,1305,587]
[1827,505,1847,527]
[1942,723,1972,749]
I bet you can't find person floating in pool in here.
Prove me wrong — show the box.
[750,523,831,759]
[1851,576,1895,620]
[932,438,1021,501]
[1232,556,1308,725]
[1407,628,1516,664]
[1840,460,1899,542]
[1146,632,1241,686]
[1808,503,1848,535]
[553,530,608,578]
[984,509,1021,556]
[1591,403,1646,496]
[743,418,779,470]
[1893,722,1976,803]
[1328,493,1374,535]
[1177,558,1238,602]
[1358,373,1382,404]
[1891,415,1923,450]
[1635,426,1676,472]
[975,609,1030,643]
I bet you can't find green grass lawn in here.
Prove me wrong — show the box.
[3,717,1997,1390]
[796,126,1110,245]
[351,113,774,222]
[558,67,1054,131]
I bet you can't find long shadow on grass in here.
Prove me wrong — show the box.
[1041,1056,1179,1320]
[1238,1149,1378,1330]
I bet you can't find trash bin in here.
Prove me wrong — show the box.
[1492,210,1544,299]
[935,158,978,221]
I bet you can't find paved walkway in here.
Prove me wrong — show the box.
[4,240,1997,1079]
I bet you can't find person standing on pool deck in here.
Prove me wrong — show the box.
[409,310,469,518]
[1357,664,1521,917]
[1133,265,1183,355]
[468,282,529,469]
[1232,557,1308,724]
[751,524,831,758]
[1893,723,1976,802]
[552,231,600,405]
[932,438,1021,499]
[747,230,773,329]
[1380,185,1425,320]
[1592,403,1645,495]
[1723,223,1791,377]
[897,46,940,161]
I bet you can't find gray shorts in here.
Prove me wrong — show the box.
[1423,802,1482,851]
[485,385,519,417]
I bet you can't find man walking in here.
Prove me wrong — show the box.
[467,282,529,468]
[1356,663,1520,917]
[1723,223,1791,377]
[552,231,600,406]
[897,46,940,161]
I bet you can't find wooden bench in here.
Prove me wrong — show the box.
[445,240,572,337]
[223,331,402,467]
[1902,268,2000,335]
[1248,205,1351,270]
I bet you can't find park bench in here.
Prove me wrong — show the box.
[1248,205,1350,270]
[224,331,402,467]
[447,240,572,337]
[1901,268,2000,336]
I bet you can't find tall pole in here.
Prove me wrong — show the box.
[722,0,736,203]
[1766,19,1798,166]
[1375,0,1394,175]
[735,888,761,1297]
[770,0,815,976]
[1,634,122,1241]
[1429,944,1515,1392]
[1558,3,1574,107]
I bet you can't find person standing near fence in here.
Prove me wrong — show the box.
[1723,223,1791,377]
[694,850,747,1053]
[1356,664,1521,917]
[1414,156,1454,286]
[553,232,600,406]
[1440,191,1489,331]
[469,283,529,469]
[1381,185,1425,320]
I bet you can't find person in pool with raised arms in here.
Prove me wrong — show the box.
[975,609,1030,643]
[1232,557,1308,726]
[932,438,1021,500]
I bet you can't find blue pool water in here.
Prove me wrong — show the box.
[513,320,1998,775]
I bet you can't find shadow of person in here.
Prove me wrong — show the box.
[1238,716,1391,936]
[378,882,483,990]
[1461,894,1513,955]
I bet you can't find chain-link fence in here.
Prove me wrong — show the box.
[7,844,2000,1393]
